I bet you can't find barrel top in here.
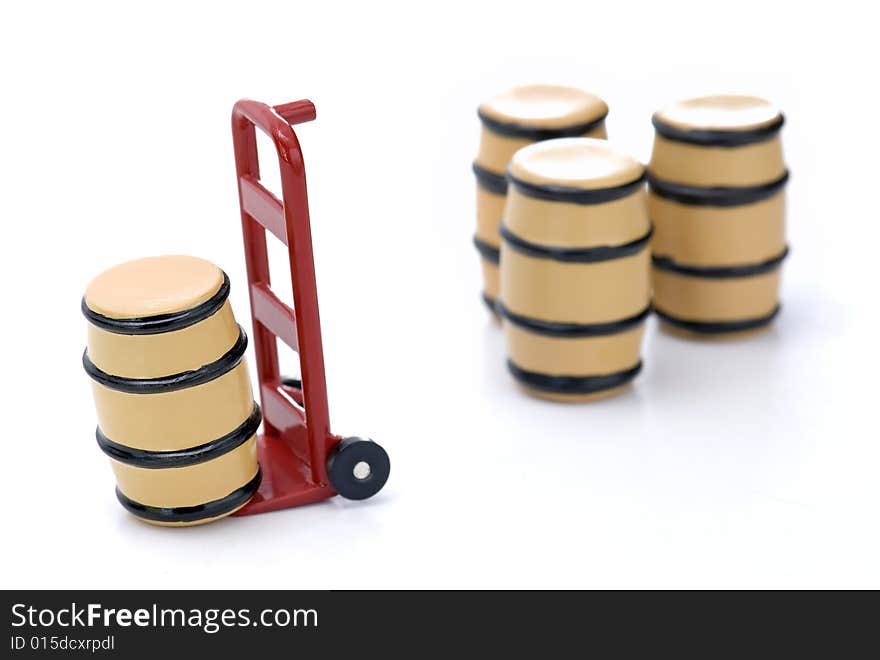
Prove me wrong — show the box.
[654,95,782,132]
[479,85,608,130]
[509,138,644,190]
[85,255,224,319]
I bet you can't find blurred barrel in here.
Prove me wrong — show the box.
[499,138,651,401]
[648,95,789,336]
[473,85,608,312]
[82,255,261,526]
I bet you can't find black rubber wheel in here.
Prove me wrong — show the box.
[281,376,302,389]
[327,437,390,500]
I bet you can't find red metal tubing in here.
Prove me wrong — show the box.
[273,100,317,125]
[231,99,332,487]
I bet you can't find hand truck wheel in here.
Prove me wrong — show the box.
[327,437,390,500]
[281,376,302,389]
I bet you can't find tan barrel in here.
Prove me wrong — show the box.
[473,85,608,312]
[499,138,651,401]
[82,255,260,526]
[648,95,789,336]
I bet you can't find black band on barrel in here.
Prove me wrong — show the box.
[654,305,781,334]
[83,325,248,394]
[96,405,262,469]
[647,171,789,207]
[473,235,501,264]
[652,113,785,147]
[507,171,646,205]
[508,360,642,395]
[115,469,262,523]
[478,109,608,140]
[82,272,231,335]
[473,162,508,195]
[652,247,789,279]
[481,293,499,313]
[498,305,650,337]
[500,225,652,263]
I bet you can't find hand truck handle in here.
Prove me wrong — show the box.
[273,100,317,126]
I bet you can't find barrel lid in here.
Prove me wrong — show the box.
[85,255,224,319]
[509,138,644,191]
[478,85,608,132]
[654,95,782,132]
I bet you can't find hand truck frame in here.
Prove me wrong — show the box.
[231,98,389,515]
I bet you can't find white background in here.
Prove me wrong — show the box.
[1,1,878,589]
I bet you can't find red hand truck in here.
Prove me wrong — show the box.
[230,98,389,515]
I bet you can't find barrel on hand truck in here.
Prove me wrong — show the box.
[83,255,261,526]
